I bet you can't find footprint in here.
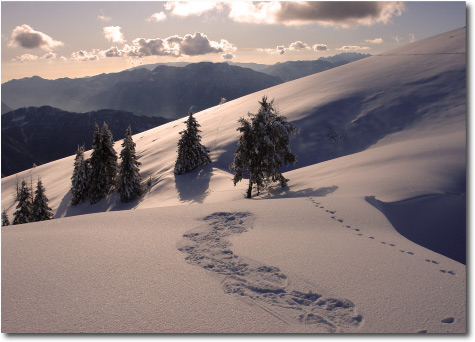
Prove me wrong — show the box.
[357,233,363,236]
[179,212,363,332]
[320,206,324,209]
[399,250,405,253]
[368,236,374,239]
[447,271,456,275]
[381,242,386,244]
[346,225,351,229]
[407,252,414,255]
[425,259,431,263]
[417,330,428,333]
[337,219,343,223]
[389,244,395,247]
[441,317,454,324]
[440,270,447,273]
[431,260,439,265]
[354,229,360,232]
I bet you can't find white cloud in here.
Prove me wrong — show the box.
[118,32,235,58]
[393,35,404,43]
[98,15,112,22]
[288,41,310,51]
[99,46,125,58]
[14,54,39,62]
[147,12,167,22]
[365,38,383,44]
[258,45,286,55]
[71,50,99,61]
[41,52,57,60]
[103,26,125,44]
[408,33,416,43]
[221,53,235,60]
[227,1,405,27]
[336,45,370,51]
[164,1,224,17]
[9,24,63,50]
[312,44,328,51]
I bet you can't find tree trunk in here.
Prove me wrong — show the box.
[247,181,253,198]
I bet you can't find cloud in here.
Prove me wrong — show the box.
[365,38,383,44]
[408,33,415,43]
[164,1,224,17]
[71,50,99,61]
[258,45,286,55]
[120,32,235,58]
[103,26,125,44]
[9,24,64,50]
[99,46,125,58]
[336,45,370,51]
[393,35,403,43]
[228,1,405,27]
[41,52,57,60]
[288,41,310,51]
[147,12,167,22]
[98,15,112,22]
[221,53,235,60]
[14,54,38,62]
[312,44,328,51]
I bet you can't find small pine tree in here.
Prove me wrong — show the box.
[2,209,10,226]
[12,180,33,225]
[71,145,90,205]
[118,125,142,202]
[174,108,211,175]
[89,122,118,203]
[230,96,299,198]
[32,177,53,221]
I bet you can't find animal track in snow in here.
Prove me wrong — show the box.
[179,212,363,332]
[441,317,455,324]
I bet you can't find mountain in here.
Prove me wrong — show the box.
[318,52,371,64]
[1,106,168,177]
[1,28,466,333]
[1,101,12,114]
[1,63,281,119]
[259,59,336,82]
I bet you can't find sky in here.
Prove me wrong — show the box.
[0,1,466,83]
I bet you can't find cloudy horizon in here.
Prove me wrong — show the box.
[1,1,466,82]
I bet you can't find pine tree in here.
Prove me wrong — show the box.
[118,125,142,202]
[174,108,211,175]
[12,180,33,225]
[89,122,118,203]
[71,145,90,205]
[230,96,299,198]
[32,177,53,222]
[2,209,10,226]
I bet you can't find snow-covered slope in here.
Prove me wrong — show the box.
[1,28,466,333]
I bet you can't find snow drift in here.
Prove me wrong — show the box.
[1,28,466,333]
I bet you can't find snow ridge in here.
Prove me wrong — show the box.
[178,211,363,332]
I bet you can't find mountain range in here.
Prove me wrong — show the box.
[1,53,369,118]
[1,106,168,177]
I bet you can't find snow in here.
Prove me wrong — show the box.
[1,28,466,333]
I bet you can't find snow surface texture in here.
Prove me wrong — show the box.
[1,28,466,333]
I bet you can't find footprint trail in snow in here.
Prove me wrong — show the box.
[178,212,363,332]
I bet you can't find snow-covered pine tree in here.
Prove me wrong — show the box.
[32,177,53,222]
[118,125,142,202]
[71,145,90,205]
[2,209,10,226]
[89,122,118,203]
[230,96,299,198]
[12,180,33,225]
[101,122,118,189]
[174,108,211,175]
